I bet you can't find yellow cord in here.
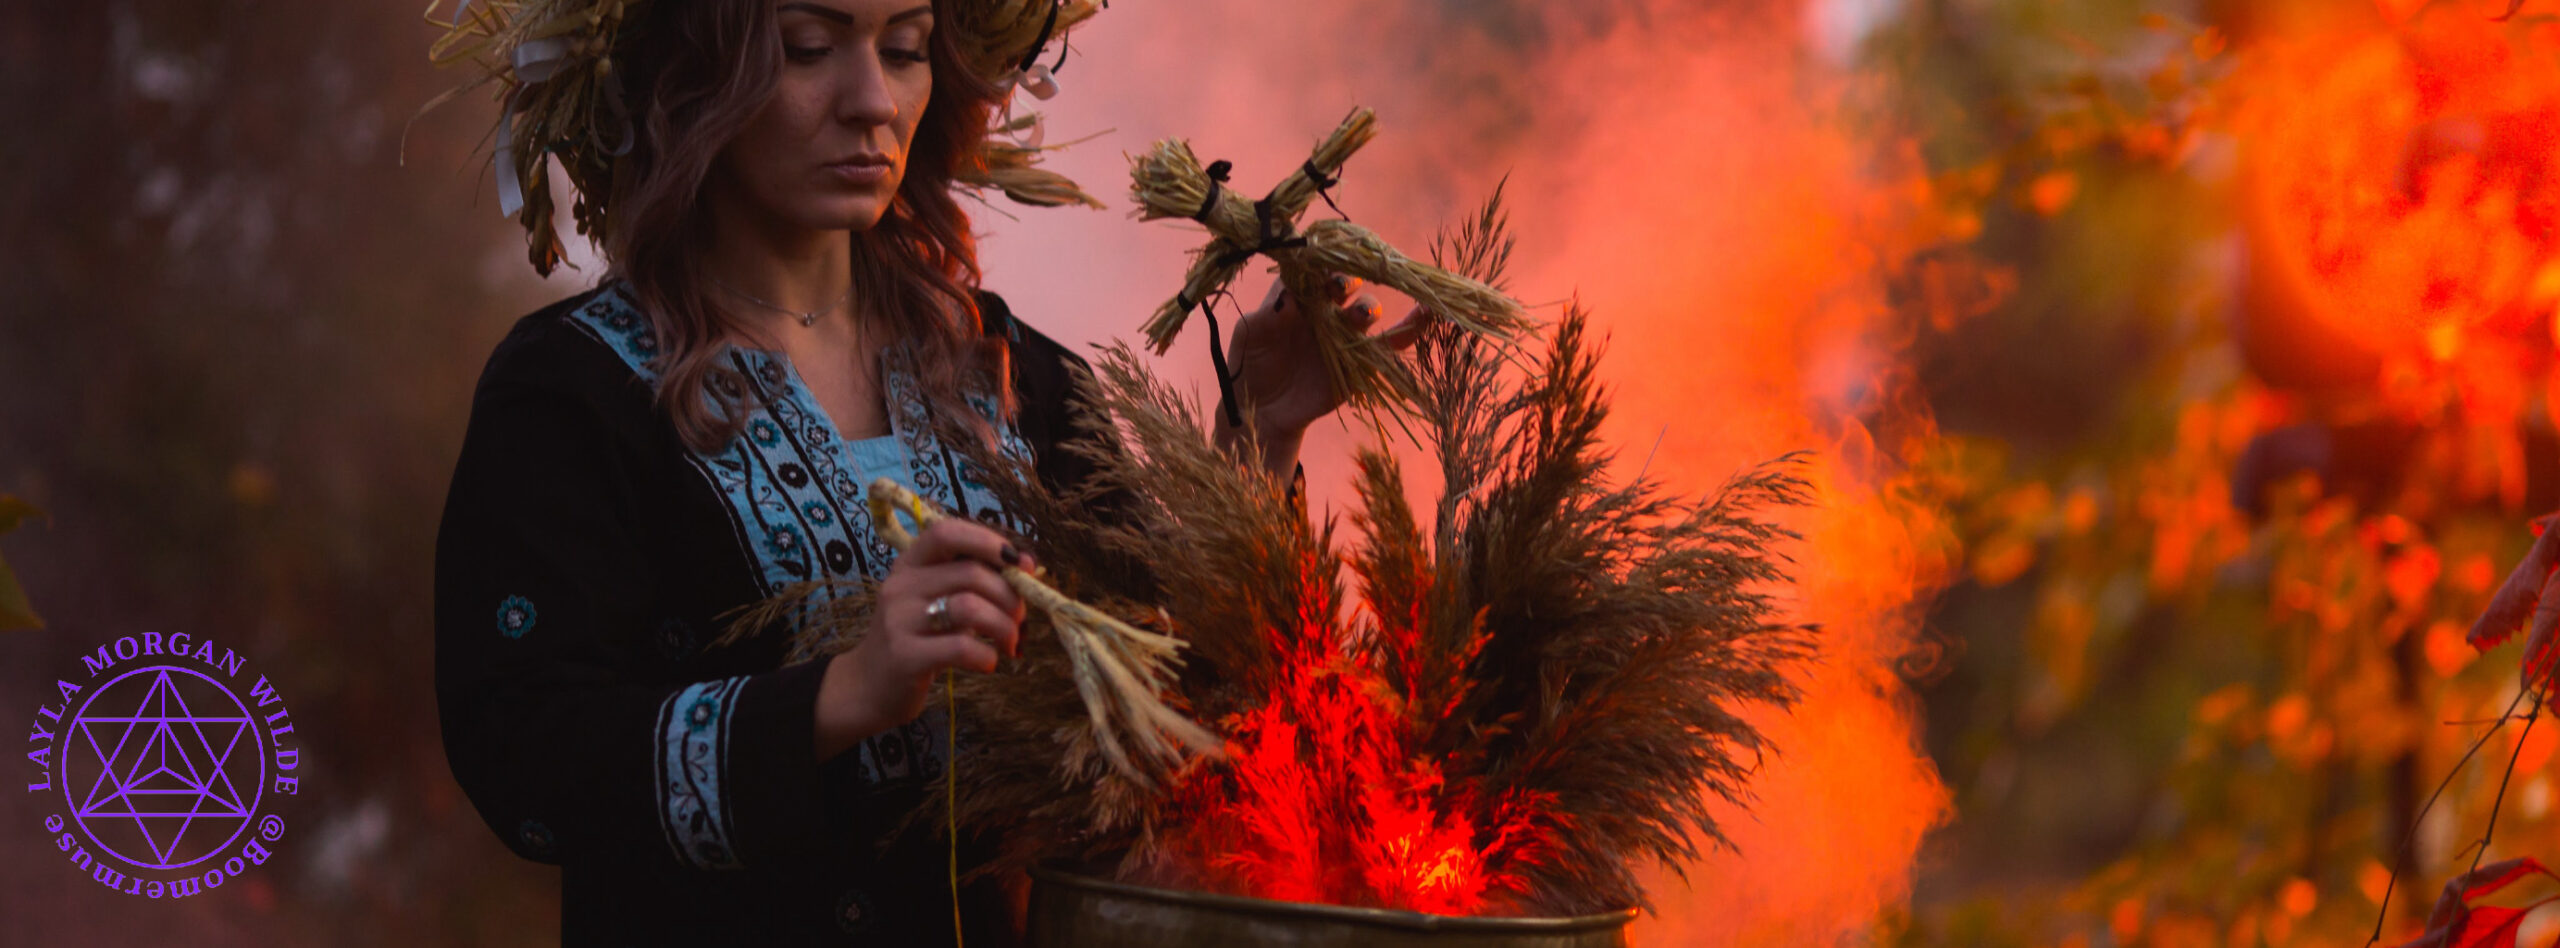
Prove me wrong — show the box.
[947,668,965,948]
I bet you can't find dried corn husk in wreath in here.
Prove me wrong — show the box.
[423,0,646,274]
[421,0,1112,275]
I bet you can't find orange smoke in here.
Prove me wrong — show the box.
[981,0,1958,941]
[1504,11,1963,944]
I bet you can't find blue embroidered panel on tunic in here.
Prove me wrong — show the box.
[559,283,1038,864]
[562,284,1032,597]
[656,676,747,870]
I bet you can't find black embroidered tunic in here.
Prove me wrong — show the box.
[433,283,1102,946]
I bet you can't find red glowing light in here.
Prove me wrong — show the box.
[1165,632,1518,915]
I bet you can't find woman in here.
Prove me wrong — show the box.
[430,0,1423,943]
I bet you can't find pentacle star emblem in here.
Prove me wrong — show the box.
[63,666,263,871]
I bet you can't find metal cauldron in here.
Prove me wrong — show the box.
[1026,868,1636,948]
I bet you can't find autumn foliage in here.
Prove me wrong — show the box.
[1876,0,2560,944]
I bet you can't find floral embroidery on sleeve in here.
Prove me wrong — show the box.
[496,595,539,639]
[655,676,748,870]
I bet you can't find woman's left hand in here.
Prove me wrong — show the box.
[1224,274,1433,444]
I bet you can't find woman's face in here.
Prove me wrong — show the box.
[711,0,937,236]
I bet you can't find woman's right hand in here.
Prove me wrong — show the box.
[813,517,1030,761]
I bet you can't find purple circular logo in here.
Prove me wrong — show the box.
[62,665,265,870]
[23,632,300,899]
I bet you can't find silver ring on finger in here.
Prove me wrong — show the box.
[924,595,956,634]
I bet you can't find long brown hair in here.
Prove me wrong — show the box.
[602,0,1012,455]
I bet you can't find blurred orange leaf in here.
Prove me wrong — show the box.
[2192,27,2227,61]
[2028,170,2080,217]
[0,494,44,632]
[1969,532,2038,587]
[2377,0,2432,24]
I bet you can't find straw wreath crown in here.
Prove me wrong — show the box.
[427,0,1108,274]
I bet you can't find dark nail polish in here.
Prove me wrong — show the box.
[1000,543,1021,567]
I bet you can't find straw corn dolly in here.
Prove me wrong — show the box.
[1130,107,1537,413]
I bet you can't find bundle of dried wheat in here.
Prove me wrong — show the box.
[864,477,1220,781]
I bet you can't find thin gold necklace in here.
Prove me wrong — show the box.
[709,275,849,328]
